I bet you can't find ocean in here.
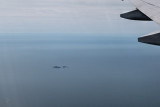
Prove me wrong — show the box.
[0,33,160,107]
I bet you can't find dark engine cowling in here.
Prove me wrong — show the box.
[120,9,152,21]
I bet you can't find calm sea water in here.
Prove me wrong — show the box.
[0,33,160,107]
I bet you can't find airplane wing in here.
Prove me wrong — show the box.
[121,0,160,45]
[129,0,160,25]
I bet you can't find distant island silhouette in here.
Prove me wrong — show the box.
[53,66,69,69]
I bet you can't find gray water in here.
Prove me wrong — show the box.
[0,33,160,107]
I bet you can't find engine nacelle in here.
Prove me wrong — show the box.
[120,9,152,21]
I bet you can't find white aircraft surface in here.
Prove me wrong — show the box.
[121,0,160,45]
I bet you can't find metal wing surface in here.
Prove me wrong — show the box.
[123,0,160,45]
[129,0,160,25]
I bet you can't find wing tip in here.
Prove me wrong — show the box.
[138,32,160,46]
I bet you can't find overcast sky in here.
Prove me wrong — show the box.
[0,0,159,34]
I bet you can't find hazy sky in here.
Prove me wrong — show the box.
[0,0,159,34]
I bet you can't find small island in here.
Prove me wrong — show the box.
[53,66,69,69]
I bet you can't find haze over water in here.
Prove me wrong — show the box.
[0,33,160,107]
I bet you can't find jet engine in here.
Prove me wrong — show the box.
[120,9,152,21]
